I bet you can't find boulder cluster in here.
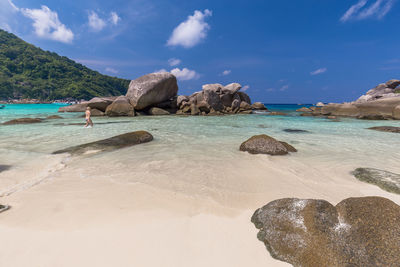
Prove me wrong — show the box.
[298,79,400,120]
[58,72,267,116]
[252,196,400,267]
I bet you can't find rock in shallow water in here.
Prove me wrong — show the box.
[283,129,310,133]
[251,196,400,267]
[368,126,400,133]
[352,168,400,194]
[53,131,153,155]
[0,165,11,173]
[240,135,297,155]
[3,118,42,125]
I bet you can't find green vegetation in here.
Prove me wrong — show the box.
[0,29,130,100]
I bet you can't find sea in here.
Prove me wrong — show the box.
[0,103,400,204]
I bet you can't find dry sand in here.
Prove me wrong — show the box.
[1,153,400,267]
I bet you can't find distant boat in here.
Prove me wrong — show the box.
[0,105,5,109]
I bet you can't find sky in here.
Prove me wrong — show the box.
[1,0,399,103]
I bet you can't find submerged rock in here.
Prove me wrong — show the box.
[251,196,400,267]
[283,129,310,133]
[368,126,400,133]
[352,168,400,194]
[0,165,11,173]
[267,112,288,116]
[126,72,178,110]
[0,204,10,213]
[46,115,63,119]
[240,135,297,155]
[53,131,153,155]
[3,118,42,125]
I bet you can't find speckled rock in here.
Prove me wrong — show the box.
[251,196,400,267]
[240,135,296,155]
[53,131,153,155]
[352,168,400,194]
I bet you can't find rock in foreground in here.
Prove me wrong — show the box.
[251,196,400,267]
[240,135,297,155]
[53,131,153,155]
[3,118,42,125]
[353,168,400,194]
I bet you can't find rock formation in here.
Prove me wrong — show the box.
[310,79,400,120]
[57,72,267,117]
[53,131,153,155]
[251,196,400,267]
[368,126,400,133]
[240,135,297,155]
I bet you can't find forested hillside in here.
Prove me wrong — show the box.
[0,29,130,100]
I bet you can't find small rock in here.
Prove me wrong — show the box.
[58,103,88,112]
[240,134,296,155]
[283,129,309,133]
[0,205,10,213]
[0,165,11,173]
[296,107,312,112]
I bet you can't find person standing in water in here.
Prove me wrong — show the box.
[84,107,93,128]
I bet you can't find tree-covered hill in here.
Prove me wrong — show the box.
[0,29,130,100]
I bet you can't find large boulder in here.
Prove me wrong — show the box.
[3,118,42,125]
[105,96,135,117]
[126,73,178,110]
[356,80,400,103]
[251,196,400,267]
[352,168,400,194]
[58,102,88,112]
[238,92,251,104]
[222,83,241,94]
[240,135,296,155]
[53,131,153,155]
[177,95,189,108]
[87,97,117,112]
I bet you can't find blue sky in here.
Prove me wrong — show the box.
[1,0,399,103]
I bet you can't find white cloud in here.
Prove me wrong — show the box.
[310,68,327,75]
[105,67,118,74]
[155,69,168,73]
[167,9,212,48]
[7,0,19,11]
[88,11,106,32]
[110,12,120,25]
[242,85,250,91]
[221,70,231,76]
[340,0,395,22]
[170,68,199,80]
[21,5,74,43]
[280,85,289,91]
[168,58,181,66]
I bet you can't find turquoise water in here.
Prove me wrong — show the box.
[1,104,400,203]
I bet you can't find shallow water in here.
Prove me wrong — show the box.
[1,104,400,206]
